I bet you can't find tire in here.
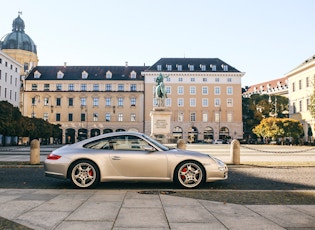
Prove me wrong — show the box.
[174,161,205,189]
[69,160,100,188]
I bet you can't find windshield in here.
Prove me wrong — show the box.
[141,134,169,151]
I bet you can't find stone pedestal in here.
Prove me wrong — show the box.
[150,107,172,143]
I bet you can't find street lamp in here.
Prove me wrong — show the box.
[268,95,278,117]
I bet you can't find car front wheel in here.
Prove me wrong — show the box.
[69,160,99,188]
[174,161,205,189]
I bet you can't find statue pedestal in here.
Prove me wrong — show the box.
[150,107,172,143]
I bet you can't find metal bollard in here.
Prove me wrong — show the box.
[30,139,40,164]
[230,139,240,164]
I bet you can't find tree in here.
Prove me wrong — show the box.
[252,117,303,144]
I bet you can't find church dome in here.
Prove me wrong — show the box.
[0,14,37,54]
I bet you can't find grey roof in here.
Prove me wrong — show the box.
[145,58,240,72]
[0,15,37,54]
[26,65,148,80]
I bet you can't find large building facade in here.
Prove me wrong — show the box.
[143,58,245,142]
[23,64,146,143]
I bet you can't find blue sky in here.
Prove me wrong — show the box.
[1,0,314,86]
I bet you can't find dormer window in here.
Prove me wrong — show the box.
[176,64,182,71]
[157,65,162,71]
[200,64,206,71]
[130,71,136,79]
[188,64,194,71]
[34,70,41,79]
[106,71,112,79]
[82,71,88,79]
[210,64,216,71]
[166,64,172,71]
[221,64,228,71]
[57,71,64,79]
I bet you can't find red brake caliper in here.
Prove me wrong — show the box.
[89,170,93,176]
[181,167,187,180]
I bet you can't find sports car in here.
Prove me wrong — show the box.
[44,132,228,189]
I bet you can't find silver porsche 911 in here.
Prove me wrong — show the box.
[44,132,228,189]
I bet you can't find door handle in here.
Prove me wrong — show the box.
[111,156,120,160]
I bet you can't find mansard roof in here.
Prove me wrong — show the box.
[26,65,148,80]
[145,58,240,72]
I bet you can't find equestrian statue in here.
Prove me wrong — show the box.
[154,73,168,107]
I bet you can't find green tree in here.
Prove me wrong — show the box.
[252,117,303,143]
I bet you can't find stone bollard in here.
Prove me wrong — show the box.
[230,139,240,164]
[30,139,40,164]
[177,139,187,150]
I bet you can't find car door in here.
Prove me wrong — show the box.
[109,135,168,178]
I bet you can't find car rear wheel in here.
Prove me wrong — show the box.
[69,160,99,188]
[174,161,205,189]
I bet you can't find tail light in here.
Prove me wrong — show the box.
[47,153,61,160]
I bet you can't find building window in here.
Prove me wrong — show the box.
[299,100,302,112]
[299,80,302,90]
[178,77,183,82]
[222,64,228,71]
[190,112,196,122]
[227,98,233,107]
[211,65,216,71]
[44,84,50,91]
[81,97,86,106]
[306,77,310,88]
[56,84,62,91]
[165,98,171,107]
[93,98,99,106]
[227,86,233,95]
[190,98,196,107]
[118,84,124,91]
[292,102,296,113]
[105,84,112,91]
[202,98,208,107]
[130,84,136,91]
[68,113,73,121]
[203,78,207,82]
[118,113,123,121]
[56,113,61,121]
[178,86,184,95]
[81,113,86,122]
[214,98,221,107]
[130,98,136,106]
[93,113,98,121]
[68,98,73,106]
[202,113,208,122]
[157,65,162,71]
[130,71,136,79]
[178,98,184,107]
[57,71,64,79]
[190,86,196,95]
[106,71,112,79]
[82,71,88,79]
[307,98,310,110]
[189,65,194,71]
[166,64,172,71]
[43,113,48,121]
[93,84,99,91]
[131,113,136,121]
[227,78,232,82]
[214,86,221,95]
[105,97,111,106]
[81,84,87,91]
[166,86,171,95]
[200,64,206,71]
[68,84,74,91]
[177,65,182,71]
[292,82,295,92]
[56,98,61,106]
[190,77,195,82]
[32,84,38,91]
[105,113,111,121]
[44,97,49,106]
[118,97,124,106]
[215,78,219,82]
[202,86,208,95]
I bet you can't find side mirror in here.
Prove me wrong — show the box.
[144,146,156,152]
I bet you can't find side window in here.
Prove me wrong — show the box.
[83,138,113,150]
[111,135,149,150]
